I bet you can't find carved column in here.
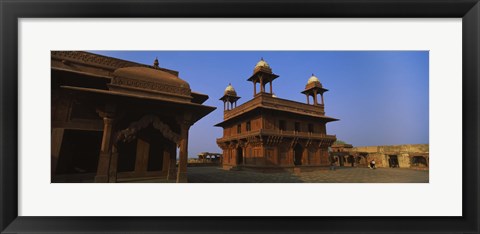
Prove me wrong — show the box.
[162,146,170,174]
[177,116,192,183]
[253,81,257,96]
[95,113,115,183]
[108,145,119,183]
[260,77,264,93]
[321,93,325,105]
[313,90,318,105]
[167,144,177,181]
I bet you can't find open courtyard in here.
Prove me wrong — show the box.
[187,167,429,183]
[121,166,428,183]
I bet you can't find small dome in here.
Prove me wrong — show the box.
[307,74,321,85]
[224,83,237,96]
[255,57,270,69]
[110,66,192,101]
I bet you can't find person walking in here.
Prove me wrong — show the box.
[371,159,376,169]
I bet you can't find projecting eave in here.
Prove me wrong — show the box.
[214,106,339,128]
[61,86,216,124]
[191,92,209,104]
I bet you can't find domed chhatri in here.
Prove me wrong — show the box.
[220,83,241,111]
[302,73,328,106]
[253,57,273,74]
[224,83,237,96]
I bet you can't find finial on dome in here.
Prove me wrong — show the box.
[153,57,159,68]
[255,58,270,68]
[307,73,321,85]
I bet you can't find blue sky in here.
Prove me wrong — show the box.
[91,51,429,157]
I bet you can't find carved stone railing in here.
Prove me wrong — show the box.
[217,129,336,143]
[224,93,325,120]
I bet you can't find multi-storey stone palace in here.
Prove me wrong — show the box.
[215,59,338,171]
[51,51,215,183]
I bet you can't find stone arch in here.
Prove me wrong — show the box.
[115,115,181,145]
[411,156,428,167]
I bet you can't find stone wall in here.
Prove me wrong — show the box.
[340,144,429,169]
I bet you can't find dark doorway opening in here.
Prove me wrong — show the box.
[147,140,164,171]
[145,129,171,172]
[294,143,303,166]
[347,155,355,167]
[117,139,137,172]
[236,147,243,165]
[56,129,102,176]
[411,156,428,167]
[388,155,399,168]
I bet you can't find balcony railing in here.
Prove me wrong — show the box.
[217,129,336,142]
[224,93,325,120]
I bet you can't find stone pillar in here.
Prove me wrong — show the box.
[51,128,65,178]
[290,148,295,166]
[306,95,310,104]
[253,81,257,96]
[260,77,264,93]
[304,149,309,165]
[167,145,177,181]
[243,147,247,165]
[177,118,191,183]
[162,147,170,174]
[95,115,115,183]
[108,146,119,183]
[313,90,318,105]
[321,94,325,105]
[269,82,273,94]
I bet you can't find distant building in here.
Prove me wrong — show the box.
[215,58,338,171]
[51,51,215,183]
[330,143,429,169]
[197,152,222,163]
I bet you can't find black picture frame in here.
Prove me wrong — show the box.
[1,0,479,233]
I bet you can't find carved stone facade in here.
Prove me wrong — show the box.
[216,59,338,172]
[51,51,215,183]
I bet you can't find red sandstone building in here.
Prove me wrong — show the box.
[51,51,215,183]
[215,59,338,171]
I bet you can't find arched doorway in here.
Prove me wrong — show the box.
[411,156,428,167]
[236,147,243,165]
[294,143,303,166]
[347,155,355,167]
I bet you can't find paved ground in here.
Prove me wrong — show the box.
[122,166,428,183]
[186,166,428,183]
